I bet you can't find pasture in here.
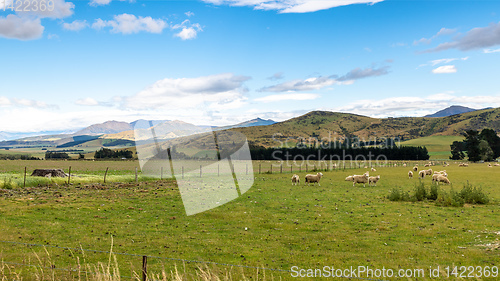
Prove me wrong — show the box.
[0,160,499,280]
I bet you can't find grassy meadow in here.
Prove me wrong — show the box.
[400,136,465,160]
[0,159,499,280]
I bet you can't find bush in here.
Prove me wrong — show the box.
[414,183,427,201]
[388,188,401,201]
[2,177,14,189]
[459,183,489,204]
[428,184,439,201]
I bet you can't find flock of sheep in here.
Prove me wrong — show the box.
[289,161,479,187]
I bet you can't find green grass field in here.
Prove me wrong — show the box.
[401,135,465,160]
[0,159,499,280]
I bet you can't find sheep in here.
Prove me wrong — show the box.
[345,175,354,181]
[424,168,433,176]
[488,163,492,167]
[434,170,448,177]
[304,172,323,186]
[431,173,440,183]
[437,174,451,185]
[291,174,300,185]
[424,163,431,167]
[413,166,418,172]
[371,167,376,172]
[369,175,380,186]
[419,170,426,179]
[408,171,413,179]
[394,163,397,167]
[495,163,500,167]
[403,163,407,167]
[458,163,469,167]
[352,173,369,187]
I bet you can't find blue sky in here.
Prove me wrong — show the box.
[1,0,500,133]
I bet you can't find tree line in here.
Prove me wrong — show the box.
[450,128,500,162]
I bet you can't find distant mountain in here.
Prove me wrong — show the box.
[130,119,169,130]
[74,121,133,135]
[216,118,276,130]
[424,105,477,118]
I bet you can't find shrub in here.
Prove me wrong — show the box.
[388,188,401,201]
[414,182,427,201]
[2,177,14,189]
[459,183,489,204]
[427,184,439,201]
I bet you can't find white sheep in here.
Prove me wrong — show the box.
[369,175,380,186]
[437,174,451,185]
[424,168,433,176]
[495,163,500,166]
[408,171,413,179]
[371,167,376,172]
[304,172,323,186]
[403,163,407,167]
[352,173,369,187]
[291,174,300,185]
[431,173,440,183]
[345,175,354,181]
[413,166,418,172]
[419,170,426,179]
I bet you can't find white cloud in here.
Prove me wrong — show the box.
[175,27,198,40]
[92,14,167,34]
[430,57,468,66]
[63,20,88,31]
[124,73,251,110]
[0,96,57,109]
[260,66,390,92]
[90,0,112,6]
[484,48,500,53]
[432,65,457,74]
[0,15,44,40]
[203,0,384,13]
[413,27,456,46]
[185,11,195,17]
[424,22,500,53]
[254,93,320,103]
[75,98,100,106]
[331,93,500,118]
[172,20,203,40]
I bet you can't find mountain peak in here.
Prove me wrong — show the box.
[424,105,477,118]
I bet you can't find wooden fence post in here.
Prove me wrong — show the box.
[135,167,138,182]
[24,167,27,188]
[104,167,109,183]
[68,166,71,185]
[142,255,147,281]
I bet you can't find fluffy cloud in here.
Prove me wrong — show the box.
[0,15,44,40]
[260,66,390,92]
[424,22,500,53]
[172,20,203,40]
[63,20,88,31]
[484,48,500,54]
[202,0,384,13]
[124,73,251,110]
[0,0,74,40]
[254,93,320,103]
[92,14,167,34]
[432,65,457,74]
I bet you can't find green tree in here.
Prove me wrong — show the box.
[450,141,465,160]
[464,130,481,162]
[479,128,500,159]
[479,140,494,161]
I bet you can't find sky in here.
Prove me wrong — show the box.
[2,0,500,134]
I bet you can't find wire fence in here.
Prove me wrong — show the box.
[0,240,389,281]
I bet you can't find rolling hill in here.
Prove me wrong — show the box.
[424,105,477,118]
[230,107,500,148]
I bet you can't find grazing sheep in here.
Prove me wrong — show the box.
[424,168,433,176]
[434,170,448,177]
[437,174,451,185]
[369,175,381,186]
[413,166,418,172]
[371,167,376,172]
[291,174,300,185]
[352,173,369,187]
[305,172,323,186]
[424,163,431,167]
[488,163,492,167]
[431,173,440,183]
[458,163,469,167]
[403,163,407,167]
[345,175,354,181]
[408,171,413,179]
[419,170,426,179]
[495,163,500,166]
[394,163,397,167]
